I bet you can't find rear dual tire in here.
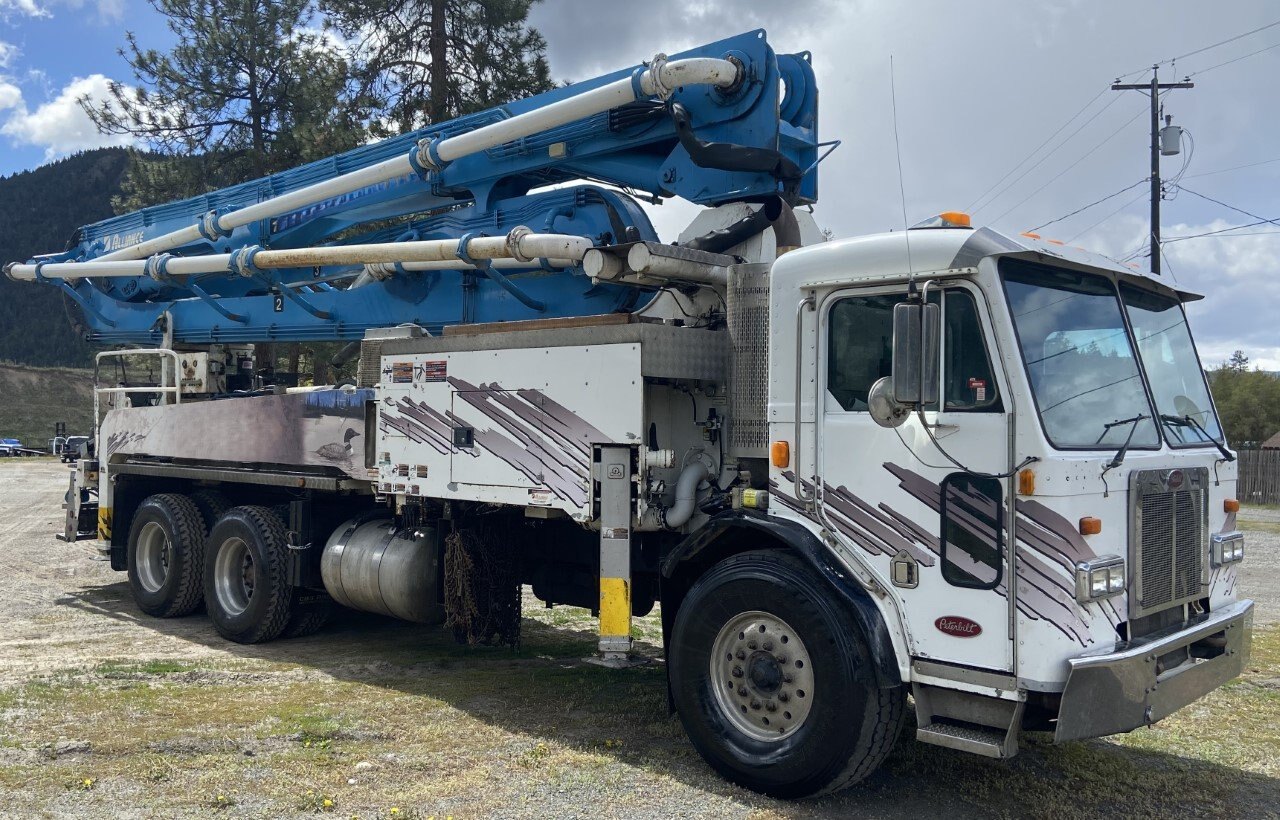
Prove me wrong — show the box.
[126,493,206,618]
[204,506,331,644]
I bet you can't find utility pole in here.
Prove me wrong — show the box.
[1112,66,1193,275]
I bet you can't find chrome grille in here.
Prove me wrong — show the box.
[1129,468,1208,618]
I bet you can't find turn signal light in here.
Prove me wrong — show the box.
[1017,468,1035,496]
[1079,516,1102,535]
[770,440,790,468]
[1224,498,1240,513]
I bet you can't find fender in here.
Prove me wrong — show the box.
[661,510,902,689]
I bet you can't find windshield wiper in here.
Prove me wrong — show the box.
[1099,414,1148,469]
[1160,414,1235,462]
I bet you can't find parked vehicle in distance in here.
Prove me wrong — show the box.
[60,436,89,463]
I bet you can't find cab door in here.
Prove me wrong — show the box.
[815,282,1014,671]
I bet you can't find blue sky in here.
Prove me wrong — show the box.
[2,0,1279,368]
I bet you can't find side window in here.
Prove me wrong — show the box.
[826,288,1000,413]
[827,294,904,411]
[943,291,1002,412]
[940,473,1003,589]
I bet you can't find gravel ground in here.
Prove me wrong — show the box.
[1238,506,1280,625]
[0,460,1277,818]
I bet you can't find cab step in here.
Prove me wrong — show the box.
[916,721,1010,758]
[912,682,1024,759]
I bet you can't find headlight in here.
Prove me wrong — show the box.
[1075,555,1125,603]
[1212,532,1245,566]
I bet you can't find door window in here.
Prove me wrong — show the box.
[826,289,1000,412]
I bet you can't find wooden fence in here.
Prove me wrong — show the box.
[1237,449,1280,506]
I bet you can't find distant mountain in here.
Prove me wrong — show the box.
[0,148,129,367]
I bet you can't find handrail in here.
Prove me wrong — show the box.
[93,348,184,433]
[793,294,816,504]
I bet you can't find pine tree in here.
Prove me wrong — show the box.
[80,0,370,209]
[324,0,554,135]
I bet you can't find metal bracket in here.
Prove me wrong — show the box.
[187,279,248,324]
[456,231,547,312]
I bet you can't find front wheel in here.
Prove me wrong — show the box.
[669,550,905,798]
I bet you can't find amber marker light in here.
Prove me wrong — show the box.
[771,441,791,468]
[1079,516,1102,536]
[1017,468,1035,496]
[1224,498,1240,513]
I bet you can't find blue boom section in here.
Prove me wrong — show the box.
[33,30,819,345]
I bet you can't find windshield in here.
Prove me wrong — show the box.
[1121,284,1224,444]
[1001,261,1159,449]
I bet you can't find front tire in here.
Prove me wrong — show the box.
[669,550,905,798]
[126,493,206,618]
[203,506,294,644]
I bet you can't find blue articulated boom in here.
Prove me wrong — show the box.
[6,30,819,345]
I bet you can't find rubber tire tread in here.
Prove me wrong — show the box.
[188,489,230,533]
[670,549,906,798]
[126,493,206,618]
[282,598,333,639]
[204,505,293,644]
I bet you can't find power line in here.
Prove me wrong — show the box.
[1189,39,1280,76]
[1186,155,1280,178]
[1066,189,1149,243]
[964,88,1107,212]
[1027,178,1148,233]
[1116,18,1280,78]
[971,93,1123,214]
[990,104,1148,224]
[1174,185,1280,228]
[1162,219,1272,243]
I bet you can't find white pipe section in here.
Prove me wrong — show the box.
[664,459,711,529]
[6,231,592,281]
[366,257,575,275]
[75,55,739,265]
[627,243,729,286]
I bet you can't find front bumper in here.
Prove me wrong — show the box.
[1054,599,1253,743]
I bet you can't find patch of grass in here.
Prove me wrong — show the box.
[1242,519,1280,535]
[94,659,200,677]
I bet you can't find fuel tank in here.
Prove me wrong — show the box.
[320,517,445,624]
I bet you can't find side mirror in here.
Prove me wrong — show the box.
[868,377,910,428]
[892,300,940,407]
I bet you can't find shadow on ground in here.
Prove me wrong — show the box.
[56,580,1280,820]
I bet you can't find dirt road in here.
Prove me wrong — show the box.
[0,460,1277,819]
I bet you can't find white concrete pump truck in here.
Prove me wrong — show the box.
[7,30,1251,797]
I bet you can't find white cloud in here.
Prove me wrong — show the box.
[0,0,122,22]
[0,41,17,69]
[0,0,48,17]
[0,80,20,110]
[0,73,134,160]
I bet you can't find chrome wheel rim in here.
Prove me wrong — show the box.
[214,536,254,616]
[709,610,815,741]
[135,521,171,593]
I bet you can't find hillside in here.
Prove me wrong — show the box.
[0,362,94,449]
[0,148,129,368]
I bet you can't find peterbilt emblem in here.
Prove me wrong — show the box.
[1165,469,1185,490]
[935,616,982,637]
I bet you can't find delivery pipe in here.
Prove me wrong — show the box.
[5,230,592,281]
[84,55,740,264]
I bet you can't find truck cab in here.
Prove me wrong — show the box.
[760,217,1251,755]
